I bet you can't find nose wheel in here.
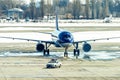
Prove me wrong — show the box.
[64,47,69,57]
[64,52,68,57]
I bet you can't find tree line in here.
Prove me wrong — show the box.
[0,0,120,20]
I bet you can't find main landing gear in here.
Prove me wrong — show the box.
[74,49,80,59]
[42,43,80,59]
[43,43,51,56]
[43,49,49,56]
[73,43,80,59]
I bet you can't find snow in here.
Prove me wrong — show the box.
[0,27,52,31]
[0,32,52,43]
[0,22,120,27]
[0,51,120,60]
[0,26,120,43]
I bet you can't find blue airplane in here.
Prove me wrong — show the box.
[0,9,120,58]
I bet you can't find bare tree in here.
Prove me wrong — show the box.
[40,0,45,19]
[85,0,90,19]
[72,0,81,19]
[105,0,109,16]
[91,0,96,19]
[30,0,36,19]
[96,0,102,19]
[0,0,120,19]
[102,0,109,18]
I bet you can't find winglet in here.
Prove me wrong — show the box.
[55,7,59,31]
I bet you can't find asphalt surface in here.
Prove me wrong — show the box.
[0,57,120,80]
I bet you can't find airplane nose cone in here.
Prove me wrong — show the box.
[58,31,74,43]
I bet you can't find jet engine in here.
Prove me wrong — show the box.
[82,43,91,52]
[36,43,44,52]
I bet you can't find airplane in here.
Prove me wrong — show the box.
[0,9,120,58]
[103,15,112,23]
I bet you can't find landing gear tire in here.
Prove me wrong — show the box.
[43,49,49,56]
[74,49,80,59]
[64,52,68,58]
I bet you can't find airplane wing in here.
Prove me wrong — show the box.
[0,33,54,43]
[72,31,120,43]
[74,36,120,43]
[0,31,120,44]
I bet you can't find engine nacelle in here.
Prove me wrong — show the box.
[36,43,44,52]
[82,43,91,52]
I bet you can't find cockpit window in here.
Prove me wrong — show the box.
[64,34,70,38]
[58,31,73,43]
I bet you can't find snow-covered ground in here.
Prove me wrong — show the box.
[0,27,52,31]
[0,51,120,61]
[0,21,120,27]
[0,31,120,43]
[73,31,120,43]
[0,22,119,60]
[0,32,52,43]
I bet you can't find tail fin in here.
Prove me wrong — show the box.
[55,7,59,31]
[109,14,112,19]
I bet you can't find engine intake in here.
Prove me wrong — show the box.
[82,43,91,52]
[36,43,44,52]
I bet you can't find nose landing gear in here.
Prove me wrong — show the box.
[64,47,69,57]
[63,43,80,59]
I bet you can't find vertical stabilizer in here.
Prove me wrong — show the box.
[55,7,59,31]
[109,14,112,19]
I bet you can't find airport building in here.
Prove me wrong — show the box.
[7,8,24,20]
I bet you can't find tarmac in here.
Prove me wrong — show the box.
[0,57,120,80]
[0,21,120,80]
